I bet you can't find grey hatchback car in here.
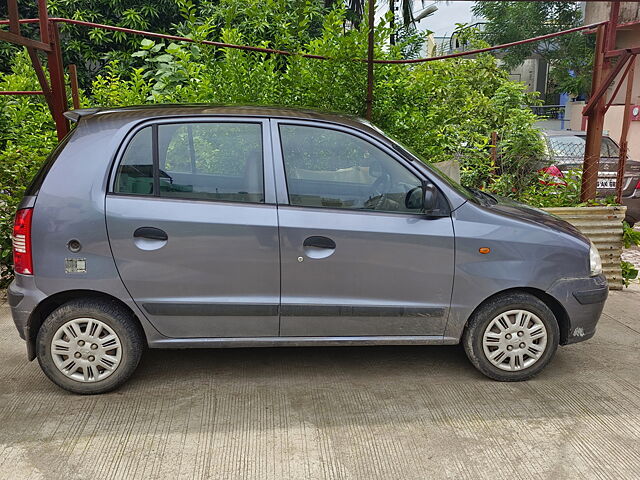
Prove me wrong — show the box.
[9,106,608,394]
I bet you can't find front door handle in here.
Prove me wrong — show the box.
[134,227,168,241]
[303,236,336,249]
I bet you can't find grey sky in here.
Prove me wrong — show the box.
[417,2,477,37]
[375,1,478,37]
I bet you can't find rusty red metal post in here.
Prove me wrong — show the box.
[365,0,375,121]
[616,56,635,204]
[582,24,607,202]
[68,64,80,109]
[46,21,69,139]
[490,131,498,165]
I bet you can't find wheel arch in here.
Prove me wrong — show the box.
[26,289,147,361]
[463,287,570,345]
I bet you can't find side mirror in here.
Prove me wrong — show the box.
[404,181,443,214]
[422,181,438,213]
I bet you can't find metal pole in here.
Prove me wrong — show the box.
[47,21,70,140]
[581,24,607,202]
[68,64,80,109]
[37,0,50,43]
[389,0,396,46]
[605,1,620,53]
[490,131,498,165]
[365,0,375,120]
[616,55,635,204]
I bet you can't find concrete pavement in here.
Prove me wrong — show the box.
[1,290,639,479]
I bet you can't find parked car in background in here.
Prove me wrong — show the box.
[9,106,608,394]
[543,131,640,226]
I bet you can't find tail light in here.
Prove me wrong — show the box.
[636,179,640,190]
[12,208,34,275]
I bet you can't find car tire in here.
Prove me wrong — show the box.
[36,298,144,394]
[462,292,559,381]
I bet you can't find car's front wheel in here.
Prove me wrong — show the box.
[462,292,559,381]
[36,298,144,394]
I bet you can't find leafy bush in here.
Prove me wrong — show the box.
[518,170,582,208]
[0,2,547,286]
[0,52,57,286]
[90,6,543,171]
[623,221,640,249]
[622,221,640,288]
[622,261,639,288]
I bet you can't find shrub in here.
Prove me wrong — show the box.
[0,52,57,286]
[0,3,546,286]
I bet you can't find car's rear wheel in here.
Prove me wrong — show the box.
[462,292,559,381]
[36,298,144,394]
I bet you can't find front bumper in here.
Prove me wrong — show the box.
[546,274,608,345]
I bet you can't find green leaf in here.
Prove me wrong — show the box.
[140,39,155,49]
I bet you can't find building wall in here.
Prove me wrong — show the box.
[585,1,640,24]
[567,102,640,160]
[569,2,640,159]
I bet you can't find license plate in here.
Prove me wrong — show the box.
[597,178,616,189]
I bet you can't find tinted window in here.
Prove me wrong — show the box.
[279,125,423,213]
[158,123,264,203]
[114,127,154,195]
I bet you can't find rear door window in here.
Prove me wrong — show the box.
[113,122,264,204]
[159,123,264,203]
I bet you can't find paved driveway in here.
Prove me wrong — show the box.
[1,291,639,480]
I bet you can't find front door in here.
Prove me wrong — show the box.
[106,119,280,338]
[273,121,455,337]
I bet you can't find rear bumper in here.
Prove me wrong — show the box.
[546,274,608,345]
[7,275,45,360]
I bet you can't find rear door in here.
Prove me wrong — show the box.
[106,118,280,338]
[272,120,455,338]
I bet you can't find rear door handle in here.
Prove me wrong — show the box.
[134,227,168,241]
[303,236,336,249]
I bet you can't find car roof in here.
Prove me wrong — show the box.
[64,104,385,139]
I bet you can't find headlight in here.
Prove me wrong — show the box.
[589,241,602,276]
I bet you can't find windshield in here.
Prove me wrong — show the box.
[547,135,620,158]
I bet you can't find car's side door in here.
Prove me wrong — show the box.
[106,118,280,338]
[272,120,455,338]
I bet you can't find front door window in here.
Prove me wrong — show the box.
[279,125,423,214]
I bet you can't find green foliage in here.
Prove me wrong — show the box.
[90,6,542,175]
[471,1,594,96]
[622,260,639,288]
[0,52,57,286]
[623,221,640,249]
[0,0,184,86]
[0,2,548,286]
[518,170,582,208]
[621,222,639,288]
